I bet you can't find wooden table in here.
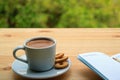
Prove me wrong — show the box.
[1,28,120,80]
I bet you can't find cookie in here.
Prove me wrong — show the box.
[55,56,68,63]
[55,61,68,69]
[54,53,69,69]
[55,53,64,59]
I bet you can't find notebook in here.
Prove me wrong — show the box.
[78,52,120,80]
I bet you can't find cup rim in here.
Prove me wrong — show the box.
[24,36,56,49]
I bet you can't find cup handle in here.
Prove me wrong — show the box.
[13,46,28,63]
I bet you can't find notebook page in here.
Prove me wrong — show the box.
[78,52,120,80]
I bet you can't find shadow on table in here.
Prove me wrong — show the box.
[12,70,70,80]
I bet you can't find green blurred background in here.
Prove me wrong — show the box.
[0,0,120,28]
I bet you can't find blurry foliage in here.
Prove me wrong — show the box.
[0,0,120,28]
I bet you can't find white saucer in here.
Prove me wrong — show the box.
[12,55,71,79]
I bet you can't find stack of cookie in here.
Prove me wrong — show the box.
[54,53,69,69]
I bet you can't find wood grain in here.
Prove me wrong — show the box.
[0,28,120,80]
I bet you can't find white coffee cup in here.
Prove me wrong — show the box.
[13,36,56,71]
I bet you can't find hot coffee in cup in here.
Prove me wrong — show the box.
[26,39,54,48]
[13,37,56,71]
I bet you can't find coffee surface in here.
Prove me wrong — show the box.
[27,39,54,48]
